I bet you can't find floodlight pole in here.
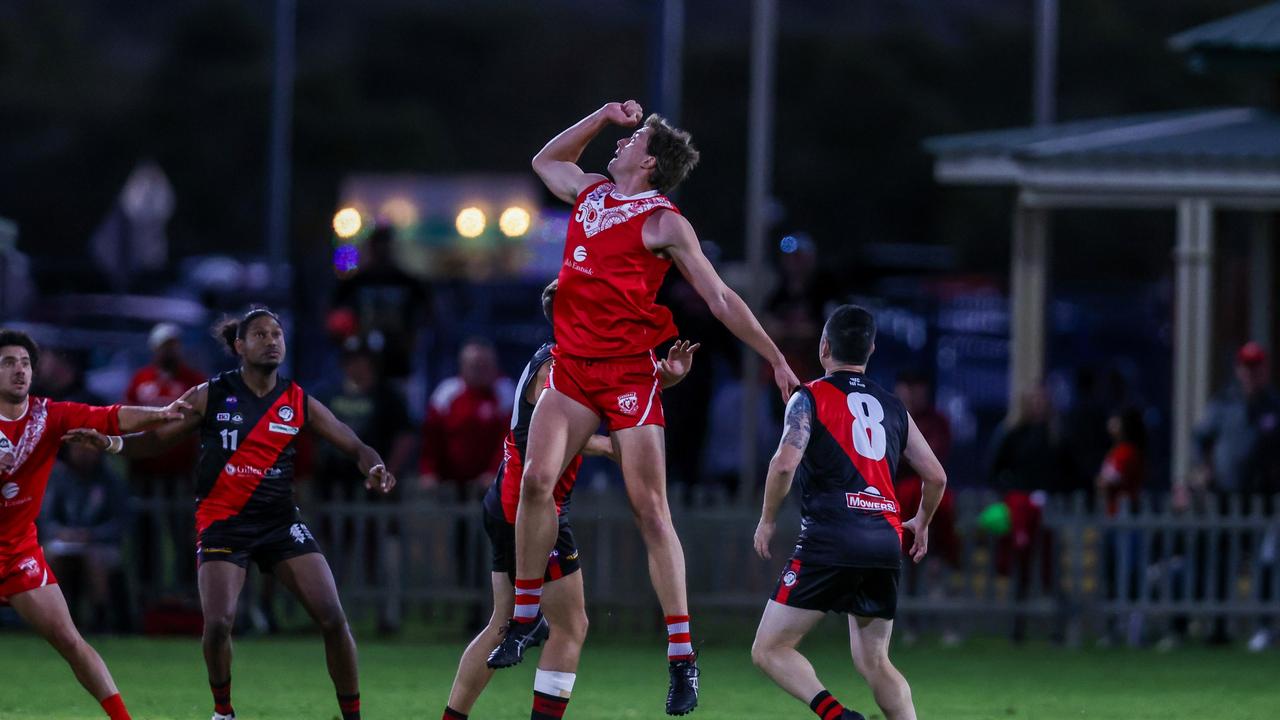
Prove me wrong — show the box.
[657,0,685,123]
[266,0,296,277]
[741,0,777,502]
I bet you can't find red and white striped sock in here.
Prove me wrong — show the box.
[666,615,693,660]
[513,578,544,623]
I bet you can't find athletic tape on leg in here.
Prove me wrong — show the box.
[533,669,577,698]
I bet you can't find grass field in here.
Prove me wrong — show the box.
[3,622,1279,719]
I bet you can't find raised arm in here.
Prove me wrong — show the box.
[532,101,641,203]
[652,210,800,400]
[62,384,207,458]
[900,412,948,563]
[306,395,395,493]
[754,390,812,560]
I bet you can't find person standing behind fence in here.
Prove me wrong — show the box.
[1095,406,1145,646]
[313,336,415,634]
[986,386,1066,643]
[123,323,203,599]
[418,338,513,501]
[1192,341,1280,650]
[41,442,132,632]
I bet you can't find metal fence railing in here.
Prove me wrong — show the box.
[119,489,1280,642]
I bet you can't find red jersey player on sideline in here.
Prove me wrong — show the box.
[488,99,800,716]
[0,329,188,720]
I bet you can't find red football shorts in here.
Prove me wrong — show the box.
[548,351,665,431]
[0,541,57,606]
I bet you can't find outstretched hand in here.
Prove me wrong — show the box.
[61,428,111,450]
[661,340,701,381]
[602,100,643,127]
[365,464,397,494]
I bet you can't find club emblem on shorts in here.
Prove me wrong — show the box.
[846,486,897,513]
[18,557,39,577]
[1,482,17,500]
[782,570,798,587]
[290,523,314,544]
[617,391,639,416]
[277,405,295,422]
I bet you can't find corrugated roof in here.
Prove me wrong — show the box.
[924,107,1280,165]
[1169,2,1280,53]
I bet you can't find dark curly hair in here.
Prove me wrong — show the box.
[0,329,39,369]
[211,307,281,357]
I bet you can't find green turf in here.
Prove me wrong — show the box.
[3,622,1279,719]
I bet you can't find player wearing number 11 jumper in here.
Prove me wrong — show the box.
[750,306,948,720]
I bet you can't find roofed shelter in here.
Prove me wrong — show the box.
[924,4,1280,485]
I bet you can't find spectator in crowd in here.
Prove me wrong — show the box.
[312,336,416,633]
[123,323,204,599]
[330,226,431,380]
[986,385,1065,642]
[418,338,512,500]
[1062,367,1115,497]
[893,370,961,644]
[762,235,833,383]
[1191,341,1280,650]
[32,348,103,405]
[1096,406,1146,646]
[41,442,132,632]
[1193,342,1280,496]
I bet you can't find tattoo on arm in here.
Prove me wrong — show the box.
[782,391,812,450]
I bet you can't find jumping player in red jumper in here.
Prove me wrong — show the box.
[0,328,189,720]
[751,306,947,720]
[65,309,394,720]
[444,280,699,720]
[489,99,800,716]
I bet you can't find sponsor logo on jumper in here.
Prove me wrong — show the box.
[782,570,798,587]
[848,376,865,387]
[573,245,588,262]
[617,392,639,416]
[277,406,295,423]
[564,258,594,276]
[225,396,238,406]
[216,413,231,422]
[290,523,314,544]
[269,422,299,436]
[232,413,244,424]
[224,463,265,478]
[1,482,18,500]
[846,486,897,513]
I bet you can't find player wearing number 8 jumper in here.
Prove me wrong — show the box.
[750,306,948,720]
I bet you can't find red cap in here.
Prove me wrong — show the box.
[1237,341,1267,367]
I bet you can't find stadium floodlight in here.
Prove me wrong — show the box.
[456,206,486,238]
[333,207,362,239]
[499,206,532,237]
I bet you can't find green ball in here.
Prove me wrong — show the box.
[978,501,1012,536]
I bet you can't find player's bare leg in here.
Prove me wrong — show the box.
[199,560,246,718]
[538,569,588,670]
[751,600,826,700]
[274,553,362,718]
[490,389,597,669]
[752,600,865,720]
[613,423,700,714]
[514,390,598,585]
[446,572,514,714]
[614,425,688,616]
[10,585,128,712]
[848,615,915,720]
